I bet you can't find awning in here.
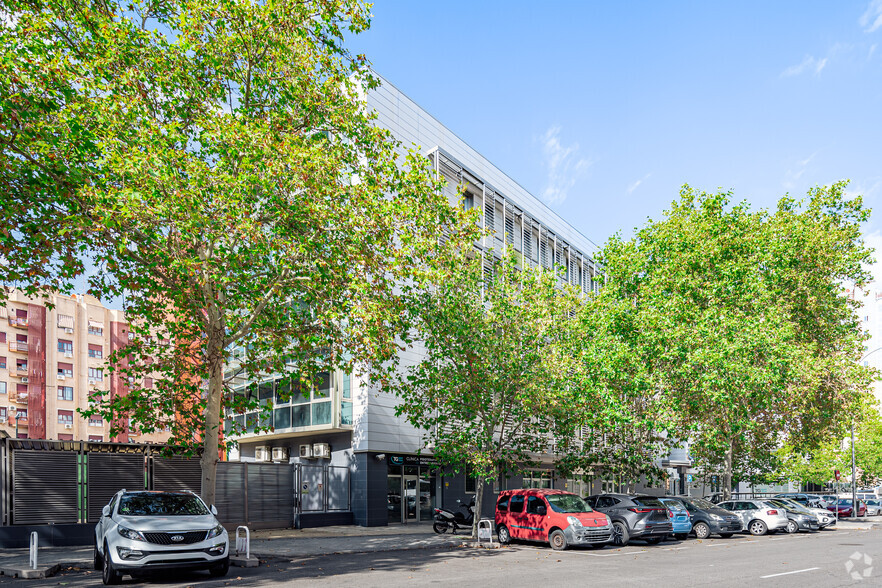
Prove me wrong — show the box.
[88,319,104,329]
[57,314,74,329]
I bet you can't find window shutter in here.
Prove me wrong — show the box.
[57,314,74,329]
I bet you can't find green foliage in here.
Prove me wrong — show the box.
[596,183,875,496]
[0,0,476,503]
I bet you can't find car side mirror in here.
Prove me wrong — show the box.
[537,505,547,516]
[211,505,218,516]
[102,505,110,518]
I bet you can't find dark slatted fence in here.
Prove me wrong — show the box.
[13,451,79,524]
[153,456,202,494]
[87,453,146,523]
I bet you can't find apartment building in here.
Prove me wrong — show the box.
[0,290,170,444]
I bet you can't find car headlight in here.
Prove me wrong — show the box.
[117,526,146,542]
[206,524,226,539]
[566,516,583,528]
[710,513,723,521]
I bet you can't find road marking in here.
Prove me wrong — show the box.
[759,567,820,579]
[663,546,689,551]
[705,543,727,547]
[582,549,647,557]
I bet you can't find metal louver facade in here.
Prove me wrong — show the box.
[13,450,78,524]
[153,456,202,494]
[87,453,145,522]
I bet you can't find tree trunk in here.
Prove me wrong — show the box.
[199,327,224,508]
[721,440,734,501]
[472,477,484,540]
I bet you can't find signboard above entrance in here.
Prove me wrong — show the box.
[387,454,440,467]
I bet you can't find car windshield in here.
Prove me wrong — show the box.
[685,497,716,510]
[837,499,855,506]
[118,493,209,516]
[546,494,593,513]
[868,500,880,506]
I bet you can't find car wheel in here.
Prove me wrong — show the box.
[102,542,121,585]
[209,557,230,578]
[693,522,710,539]
[644,536,663,545]
[748,520,768,536]
[496,524,511,545]
[94,543,102,571]
[612,521,630,546]
[433,521,449,534]
[786,520,798,534]
[719,533,734,538]
[550,529,568,551]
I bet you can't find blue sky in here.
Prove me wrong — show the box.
[349,1,882,250]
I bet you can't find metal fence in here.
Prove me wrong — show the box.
[1,439,350,529]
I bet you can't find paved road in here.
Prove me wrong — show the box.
[2,528,880,587]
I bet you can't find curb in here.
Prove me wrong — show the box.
[250,538,464,559]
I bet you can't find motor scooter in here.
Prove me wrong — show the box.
[432,499,475,534]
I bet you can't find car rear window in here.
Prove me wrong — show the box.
[633,496,665,509]
[118,493,209,516]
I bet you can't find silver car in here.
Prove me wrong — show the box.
[94,490,229,585]
[766,498,820,533]
[773,497,836,528]
[716,500,789,536]
[866,499,881,516]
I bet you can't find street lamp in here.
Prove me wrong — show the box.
[850,346,882,517]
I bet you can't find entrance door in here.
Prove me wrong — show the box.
[403,475,418,521]
[387,475,401,524]
[419,470,436,522]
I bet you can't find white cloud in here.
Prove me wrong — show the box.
[860,0,882,33]
[538,126,593,205]
[627,173,652,195]
[781,55,828,77]
[782,152,818,190]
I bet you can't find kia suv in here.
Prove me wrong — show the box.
[94,490,229,584]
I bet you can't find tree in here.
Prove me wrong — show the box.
[597,183,874,499]
[0,0,475,505]
[379,248,584,536]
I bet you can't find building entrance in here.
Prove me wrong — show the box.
[385,454,439,524]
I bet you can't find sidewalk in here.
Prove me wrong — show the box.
[0,523,466,579]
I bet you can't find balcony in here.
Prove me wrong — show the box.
[8,341,28,353]
[8,317,28,328]
[12,393,28,404]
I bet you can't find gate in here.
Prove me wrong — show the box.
[294,463,350,513]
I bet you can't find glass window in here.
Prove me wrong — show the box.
[259,409,272,429]
[0,356,5,369]
[291,382,309,404]
[118,493,209,516]
[88,435,103,442]
[88,326,103,336]
[58,411,73,424]
[89,416,103,426]
[245,412,258,432]
[293,404,310,427]
[258,380,273,404]
[312,401,331,425]
[57,386,74,401]
[497,495,510,512]
[342,373,351,399]
[0,382,6,395]
[274,406,291,429]
[0,407,6,419]
[88,344,103,358]
[340,401,353,425]
[509,495,525,513]
[88,367,103,380]
[526,496,545,514]
[522,470,552,489]
[274,377,292,405]
[57,340,73,354]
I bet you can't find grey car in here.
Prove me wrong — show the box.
[585,494,673,546]
[94,490,229,584]
[866,499,881,516]
[773,497,836,528]
[716,500,790,535]
[667,496,742,539]
[766,498,820,533]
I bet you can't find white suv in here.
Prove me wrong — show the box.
[94,490,229,584]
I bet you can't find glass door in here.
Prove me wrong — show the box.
[419,469,436,522]
[387,475,402,524]
[403,475,418,521]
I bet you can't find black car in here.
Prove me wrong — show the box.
[666,496,742,539]
[585,494,673,546]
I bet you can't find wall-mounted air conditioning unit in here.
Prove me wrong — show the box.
[21,377,28,383]
[312,442,330,459]
[64,327,74,334]
[64,424,72,429]
[271,447,289,462]
[254,446,270,462]
[0,417,6,423]
[64,351,73,358]
[299,444,313,459]
[57,375,65,381]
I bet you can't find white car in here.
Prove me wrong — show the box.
[94,489,229,585]
[716,500,790,536]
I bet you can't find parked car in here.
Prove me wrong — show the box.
[819,495,838,509]
[495,489,612,550]
[665,496,742,539]
[774,493,822,508]
[716,499,789,536]
[766,498,820,533]
[772,497,836,529]
[94,489,229,585]
[865,499,881,516]
[659,497,692,540]
[585,494,673,546]
[828,498,868,518]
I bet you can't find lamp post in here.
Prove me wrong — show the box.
[851,346,882,518]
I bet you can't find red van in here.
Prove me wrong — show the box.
[495,489,613,550]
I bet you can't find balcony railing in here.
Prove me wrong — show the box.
[16,365,27,372]
[13,393,28,404]
[8,341,28,353]
[8,317,28,328]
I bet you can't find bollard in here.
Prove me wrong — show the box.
[477,519,494,546]
[235,526,250,559]
[29,531,38,569]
